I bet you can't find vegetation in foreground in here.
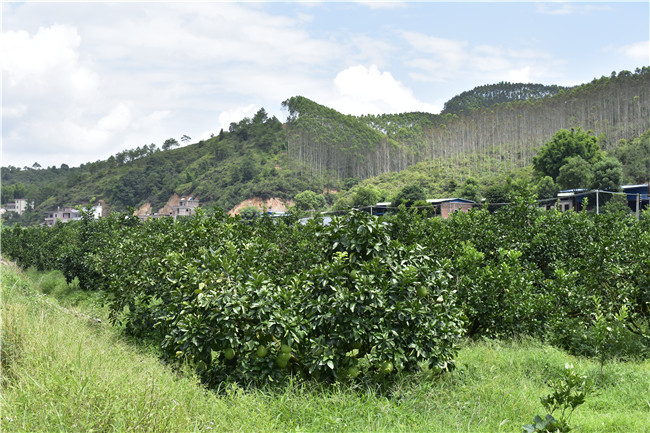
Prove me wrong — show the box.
[2,261,649,433]
[3,199,650,387]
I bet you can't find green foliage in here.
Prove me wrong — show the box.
[3,164,650,392]
[602,193,631,215]
[614,129,650,184]
[2,208,467,387]
[162,137,179,151]
[6,195,650,354]
[359,112,439,144]
[350,185,380,208]
[392,184,426,208]
[523,364,593,433]
[591,157,623,191]
[459,177,481,203]
[4,262,649,433]
[556,156,593,190]
[533,128,603,181]
[294,190,326,211]
[282,96,389,180]
[537,176,559,200]
[442,82,568,115]
[239,206,262,220]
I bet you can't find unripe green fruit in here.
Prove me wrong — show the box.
[256,346,268,358]
[416,286,428,298]
[224,348,235,360]
[276,352,291,368]
[347,366,360,378]
[381,361,394,374]
[280,344,292,354]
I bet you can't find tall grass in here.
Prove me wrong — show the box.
[2,261,649,432]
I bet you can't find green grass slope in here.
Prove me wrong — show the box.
[2,261,649,433]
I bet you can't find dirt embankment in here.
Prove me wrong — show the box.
[158,193,182,215]
[133,202,152,216]
[229,197,294,216]
[133,194,184,217]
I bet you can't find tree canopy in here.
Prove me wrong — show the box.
[351,185,380,208]
[533,128,603,181]
[442,82,569,115]
[592,157,623,191]
[294,190,326,211]
[392,184,426,208]
[557,156,593,190]
[614,129,650,184]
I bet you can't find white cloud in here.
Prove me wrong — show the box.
[535,3,575,16]
[97,103,133,131]
[330,64,439,115]
[400,31,467,67]
[535,4,611,16]
[217,104,258,132]
[1,25,99,99]
[2,104,27,119]
[507,66,533,83]
[619,40,650,62]
[355,2,406,10]
[0,3,347,167]
[401,30,559,86]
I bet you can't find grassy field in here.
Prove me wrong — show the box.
[2,260,649,433]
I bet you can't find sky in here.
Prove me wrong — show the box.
[2,1,649,169]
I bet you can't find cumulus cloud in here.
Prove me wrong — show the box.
[97,103,133,132]
[1,3,352,167]
[0,22,191,167]
[1,24,107,166]
[329,64,439,115]
[507,66,533,83]
[619,40,650,62]
[1,24,99,103]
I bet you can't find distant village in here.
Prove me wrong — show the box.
[0,197,200,226]
[1,184,648,226]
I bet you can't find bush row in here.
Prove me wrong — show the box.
[2,198,649,386]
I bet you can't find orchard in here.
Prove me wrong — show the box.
[2,197,649,387]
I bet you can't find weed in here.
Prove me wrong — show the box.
[523,363,594,433]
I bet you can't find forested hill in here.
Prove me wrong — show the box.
[281,96,389,180]
[441,82,569,115]
[2,67,649,224]
[286,68,649,181]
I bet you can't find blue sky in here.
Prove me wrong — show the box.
[2,1,648,169]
